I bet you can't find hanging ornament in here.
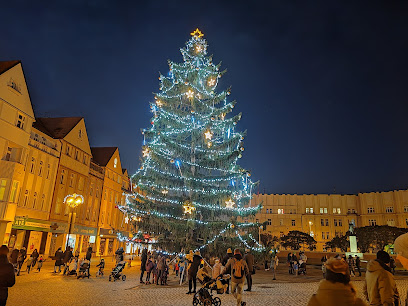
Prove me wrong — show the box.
[170,159,175,164]
[161,189,169,195]
[207,142,212,148]
[196,44,202,53]
[142,147,150,157]
[124,216,129,224]
[225,199,236,209]
[186,90,194,99]
[156,100,163,107]
[183,200,196,214]
[208,78,216,86]
[204,130,213,140]
[220,113,225,120]
[240,147,244,151]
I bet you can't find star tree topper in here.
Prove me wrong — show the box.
[190,28,204,38]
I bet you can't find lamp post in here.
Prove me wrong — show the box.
[308,221,313,235]
[258,225,263,245]
[64,193,84,250]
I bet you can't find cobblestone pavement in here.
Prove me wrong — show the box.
[7,259,408,306]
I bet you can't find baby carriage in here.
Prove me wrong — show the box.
[77,260,90,279]
[193,278,229,306]
[298,261,307,275]
[67,259,78,276]
[109,260,126,282]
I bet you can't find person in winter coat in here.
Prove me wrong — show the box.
[355,255,362,277]
[37,256,45,272]
[85,247,92,275]
[243,249,254,292]
[222,248,234,294]
[272,255,279,280]
[63,246,73,275]
[186,251,202,294]
[25,256,33,274]
[145,257,154,284]
[0,246,15,306]
[31,249,39,267]
[348,255,355,277]
[54,247,63,273]
[157,255,167,285]
[9,249,19,268]
[115,247,125,263]
[16,247,26,276]
[140,248,148,284]
[307,257,367,306]
[212,259,223,280]
[363,251,399,306]
[219,249,249,306]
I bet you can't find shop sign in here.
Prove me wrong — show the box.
[72,224,97,236]
[13,216,50,231]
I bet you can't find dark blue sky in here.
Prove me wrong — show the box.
[2,1,408,195]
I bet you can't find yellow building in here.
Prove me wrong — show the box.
[254,189,408,251]
[33,117,94,255]
[0,61,35,245]
[90,147,130,255]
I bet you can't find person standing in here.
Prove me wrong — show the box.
[145,257,154,284]
[355,255,361,277]
[115,247,125,264]
[0,246,15,306]
[37,256,45,272]
[63,246,73,275]
[363,250,399,306]
[348,255,355,277]
[140,248,147,284]
[272,254,279,280]
[243,249,254,292]
[212,258,223,280]
[31,249,39,268]
[186,251,201,294]
[220,249,249,306]
[85,247,92,275]
[222,248,234,294]
[54,247,63,273]
[9,249,18,271]
[307,257,367,306]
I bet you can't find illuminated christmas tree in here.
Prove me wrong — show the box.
[120,29,262,254]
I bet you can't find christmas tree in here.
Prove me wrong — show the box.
[119,29,262,254]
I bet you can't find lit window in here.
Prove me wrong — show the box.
[0,180,6,201]
[337,208,341,214]
[278,209,284,214]
[114,158,118,168]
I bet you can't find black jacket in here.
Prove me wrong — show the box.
[86,250,92,261]
[9,250,19,264]
[141,251,147,269]
[222,253,233,266]
[0,255,15,301]
[188,255,202,276]
[63,250,73,264]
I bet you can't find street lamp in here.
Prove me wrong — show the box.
[258,225,263,245]
[64,193,84,250]
[308,221,313,236]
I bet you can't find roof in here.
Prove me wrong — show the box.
[0,60,21,75]
[91,147,118,167]
[33,117,83,139]
[122,168,127,174]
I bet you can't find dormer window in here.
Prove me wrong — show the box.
[114,158,118,168]
[78,129,82,138]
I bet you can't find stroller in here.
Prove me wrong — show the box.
[193,277,229,306]
[77,259,90,279]
[298,260,307,275]
[67,258,78,276]
[109,260,126,282]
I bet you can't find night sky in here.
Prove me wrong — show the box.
[2,1,408,195]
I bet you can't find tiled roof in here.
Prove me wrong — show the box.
[33,117,82,139]
[91,147,117,167]
[0,60,20,75]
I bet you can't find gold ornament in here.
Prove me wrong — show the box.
[225,199,236,209]
[207,141,212,148]
[142,147,150,157]
[183,201,196,214]
[204,130,213,140]
[161,189,169,195]
[208,78,216,86]
[156,100,163,107]
[186,90,194,99]
[190,28,204,38]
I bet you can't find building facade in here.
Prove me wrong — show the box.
[253,190,408,251]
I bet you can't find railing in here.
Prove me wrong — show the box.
[28,138,59,157]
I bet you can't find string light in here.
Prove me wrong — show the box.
[225,198,236,209]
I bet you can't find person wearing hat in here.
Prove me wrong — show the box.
[220,249,249,306]
[186,250,202,294]
[307,257,366,306]
[222,248,234,294]
[363,250,399,306]
[244,249,254,291]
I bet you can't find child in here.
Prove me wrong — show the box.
[212,259,223,280]
[145,257,154,284]
[68,257,78,275]
[37,256,45,272]
[293,261,299,276]
[152,260,158,285]
[96,258,105,276]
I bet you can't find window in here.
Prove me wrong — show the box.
[66,145,70,156]
[46,164,50,179]
[279,219,283,226]
[38,161,43,176]
[387,219,395,226]
[90,184,94,196]
[334,219,342,227]
[60,170,65,185]
[30,158,35,174]
[321,219,325,226]
[334,219,338,227]
[9,181,18,203]
[278,209,284,214]
[369,219,377,226]
[291,220,296,226]
[70,174,74,187]
[404,206,408,213]
[386,207,394,213]
[406,219,408,226]
[40,194,45,211]
[320,207,328,214]
[347,208,356,214]
[114,158,118,168]
[338,219,342,226]
[266,209,269,214]
[267,219,271,225]
[367,207,375,214]
[280,232,284,238]
[32,192,37,209]
[78,129,82,138]
[337,208,341,214]
[83,155,87,165]
[306,207,313,213]
[16,113,26,129]
[5,147,12,161]
[0,180,6,201]
[23,190,29,207]
[323,232,330,240]
[75,150,78,160]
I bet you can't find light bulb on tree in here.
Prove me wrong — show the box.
[186,90,194,99]
[208,78,216,86]
[225,199,236,209]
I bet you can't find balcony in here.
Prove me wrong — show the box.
[0,159,25,179]
[28,138,59,158]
